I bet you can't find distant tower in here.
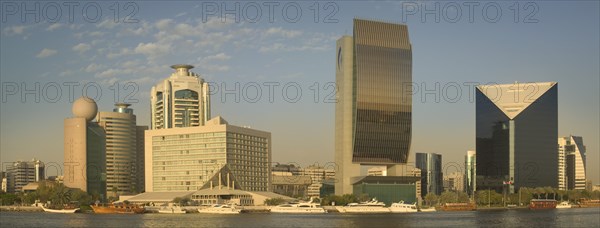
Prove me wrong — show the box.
[416,153,443,197]
[465,151,476,196]
[97,103,138,197]
[150,64,211,129]
[558,136,586,190]
[64,97,106,198]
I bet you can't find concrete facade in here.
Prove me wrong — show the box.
[145,116,271,192]
[151,64,210,129]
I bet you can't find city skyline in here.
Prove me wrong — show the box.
[1,1,599,184]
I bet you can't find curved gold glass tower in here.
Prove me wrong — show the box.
[335,19,412,195]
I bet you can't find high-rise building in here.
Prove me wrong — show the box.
[136,126,148,193]
[97,103,139,197]
[1,171,7,193]
[416,153,443,197]
[64,97,106,197]
[465,150,476,196]
[558,135,586,190]
[335,18,413,195]
[299,165,335,197]
[145,116,271,192]
[443,172,464,192]
[150,64,210,129]
[476,82,558,193]
[4,159,44,193]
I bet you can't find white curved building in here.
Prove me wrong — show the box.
[151,64,210,129]
[558,136,586,190]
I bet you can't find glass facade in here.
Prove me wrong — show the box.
[476,83,558,193]
[352,19,412,164]
[415,153,443,197]
[86,123,107,197]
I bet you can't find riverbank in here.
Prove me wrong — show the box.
[0,206,43,212]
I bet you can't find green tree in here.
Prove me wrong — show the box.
[264,197,287,206]
[424,192,438,206]
[50,185,72,208]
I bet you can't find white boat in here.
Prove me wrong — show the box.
[336,199,390,213]
[389,201,418,213]
[419,207,436,212]
[41,205,79,214]
[198,204,241,214]
[158,206,186,214]
[556,201,572,209]
[270,202,327,214]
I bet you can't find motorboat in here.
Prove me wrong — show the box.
[158,205,187,214]
[556,201,572,209]
[336,198,390,213]
[41,205,79,213]
[197,204,241,214]
[389,201,418,213]
[270,202,327,214]
[419,207,436,212]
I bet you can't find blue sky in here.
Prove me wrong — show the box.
[1,1,599,183]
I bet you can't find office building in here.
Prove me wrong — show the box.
[299,165,335,197]
[97,103,141,197]
[64,97,106,197]
[136,126,148,193]
[416,153,443,197]
[558,135,586,190]
[4,159,44,193]
[335,18,413,195]
[443,172,464,192]
[150,64,211,129]
[465,150,476,196]
[476,82,558,193]
[145,116,271,192]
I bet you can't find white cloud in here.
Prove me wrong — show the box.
[134,42,170,59]
[107,48,131,59]
[72,43,91,53]
[201,64,230,72]
[36,48,57,58]
[175,12,187,17]
[46,23,62,31]
[203,53,231,61]
[97,20,119,29]
[59,70,74,77]
[3,25,27,36]
[84,63,104,73]
[265,27,302,38]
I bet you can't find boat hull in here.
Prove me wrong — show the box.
[41,206,79,214]
[270,208,327,214]
[336,207,390,213]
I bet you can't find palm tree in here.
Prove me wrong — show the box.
[50,185,72,208]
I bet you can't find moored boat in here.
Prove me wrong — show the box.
[197,204,241,214]
[91,203,145,214]
[41,205,79,214]
[270,202,327,214]
[389,201,418,213]
[336,198,390,213]
[158,206,186,214]
[419,207,436,212]
[578,199,600,208]
[556,201,572,209]
[529,199,557,210]
[439,203,476,211]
